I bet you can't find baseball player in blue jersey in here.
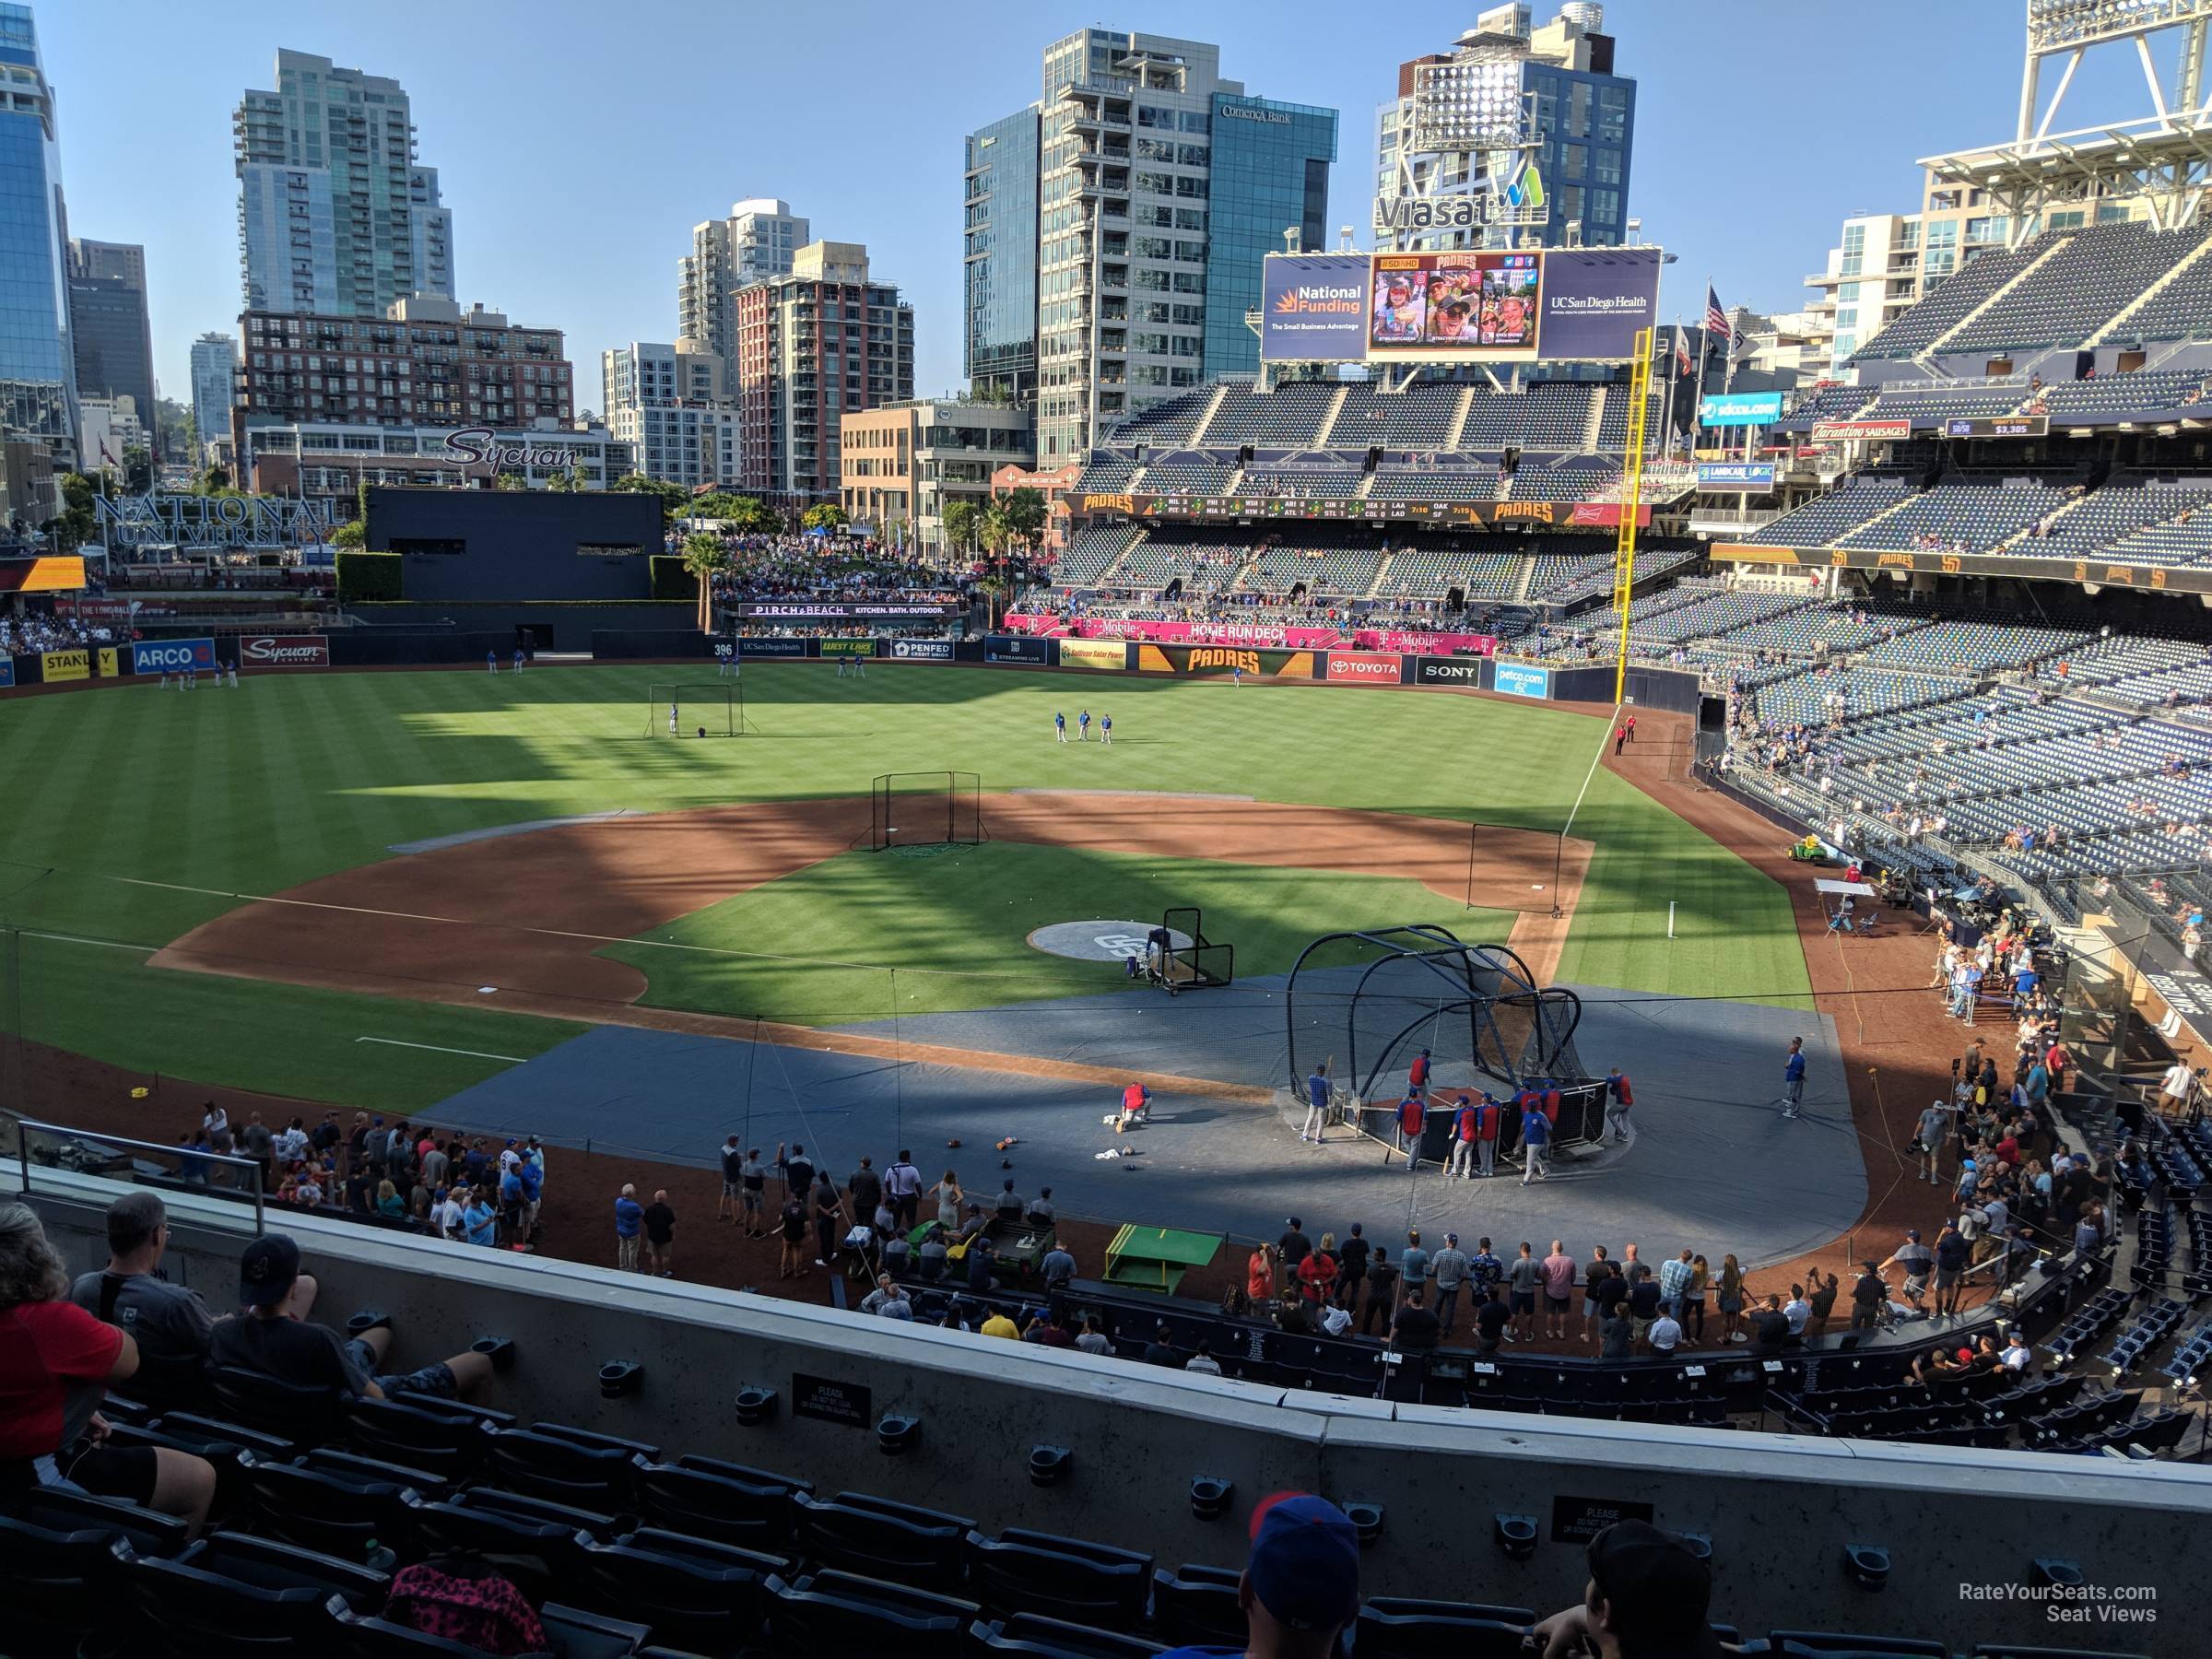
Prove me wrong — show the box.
[1077,708,1092,741]
[1054,711,1067,743]
[1100,712,1112,746]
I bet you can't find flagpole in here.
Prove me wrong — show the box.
[1689,277,1712,463]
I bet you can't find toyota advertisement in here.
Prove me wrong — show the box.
[1324,651,1404,685]
[239,633,330,669]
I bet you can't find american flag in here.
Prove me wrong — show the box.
[1704,284,1731,354]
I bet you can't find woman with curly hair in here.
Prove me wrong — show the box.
[0,1202,214,1532]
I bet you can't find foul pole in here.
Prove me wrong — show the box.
[1611,326,1655,706]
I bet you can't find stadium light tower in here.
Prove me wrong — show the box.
[1924,0,2212,235]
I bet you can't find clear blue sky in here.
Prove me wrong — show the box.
[43,0,2164,411]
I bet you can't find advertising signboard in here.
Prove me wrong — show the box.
[1324,651,1404,686]
[1699,391,1785,427]
[1944,415,2049,438]
[1370,252,1541,357]
[1719,541,2212,594]
[1260,253,1371,361]
[1494,663,1551,699]
[98,648,118,677]
[1131,643,1318,679]
[1414,656,1485,688]
[1696,462,1779,492]
[1538,248,1663,362]
[1057,639,1130,671]
[734,636,807,658]
[888,639,954,661]
[0,555,87,593]
[41,648,90,683]
[0,658,13,689]
[985,634,1053,665]
[239,634,331,668]
[130,638,217,675]
[1121,495,1638,528]
[818,638,878,657]
[1812,418,1911,442]
[735,602,956,619]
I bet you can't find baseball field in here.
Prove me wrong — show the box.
[0,663,1811,1118]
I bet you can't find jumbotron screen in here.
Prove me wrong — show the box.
[1369,253,1541,356]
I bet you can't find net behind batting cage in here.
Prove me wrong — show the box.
[867,771,983,852]
[645,681,745,736]
[1285,924,1598,1148]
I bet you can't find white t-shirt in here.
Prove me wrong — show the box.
[2163,1063,2194,1101]
[2001,1343,2031,1371]
[1647,1315,1682,1352]
[437,1198,465,1239]
[1783,1298,1810,1333]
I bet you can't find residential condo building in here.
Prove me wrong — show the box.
[967,29,1337,462]
[602,339,739,491]
[839,398,1036,552]
[234,49,454,317]
[678,197,807,367]
[733,241,912,504]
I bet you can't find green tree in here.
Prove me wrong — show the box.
[545,465,583,492]
[197,464,233,495]
[679,530,730,632]
[801,501,849,533]
[494,470,526,491]
[356,478,371,523]
[978,500,1011,559]
[611,472,690,524]
[53,471,99,551]
[997,486,1048,557]
[940,498,981,555]
[331,520,367,549]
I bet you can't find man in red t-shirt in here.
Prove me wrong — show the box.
[1477,1092,1502,1177]
[1407,1048,1431,1094]
[1117,1080,1151,1133]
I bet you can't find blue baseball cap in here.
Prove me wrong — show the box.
[1245,1494,1360,1633]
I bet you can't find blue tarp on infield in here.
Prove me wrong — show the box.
[426,982,1865,1265]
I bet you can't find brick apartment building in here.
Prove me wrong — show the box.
[733,241,913,506]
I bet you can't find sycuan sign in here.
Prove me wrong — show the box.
[443,428,583,469]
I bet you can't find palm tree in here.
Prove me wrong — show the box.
[680,531,729,633]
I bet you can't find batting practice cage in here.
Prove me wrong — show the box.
[646,681,746,737]
[866,771,983,853]
[1285,924,1603,1152]
[1150,906,1233,994]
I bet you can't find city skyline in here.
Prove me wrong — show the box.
[35,1,2173,418]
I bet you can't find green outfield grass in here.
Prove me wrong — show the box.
[601,842,1518,1023]
[0,664,1811,1104]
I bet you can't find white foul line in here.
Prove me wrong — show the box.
[354,1036,527,1064]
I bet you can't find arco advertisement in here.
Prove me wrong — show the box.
[1324,651,1404,686]
[130,637,217,675]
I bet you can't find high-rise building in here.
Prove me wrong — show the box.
[1375,4,1635,255]
[602,340,739,491]
[963,112,1040,405]
[234,49,454,317]
[678,197,808,366]
[231,293,571,468]
[970,29,1337,463]
[67,239,157,458]
[0,4,76,458]
[189,332,238,462]
[733,241,913,504]
[838,399,1036,552]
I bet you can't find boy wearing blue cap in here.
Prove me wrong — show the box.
[1154,1491,1361,1658]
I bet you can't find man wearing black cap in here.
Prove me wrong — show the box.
[1533,1518,1733,1659]
[1154,1491,1361,1659]
[207,1234,502,1403]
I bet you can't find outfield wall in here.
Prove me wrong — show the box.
[18,1171,2207,1651]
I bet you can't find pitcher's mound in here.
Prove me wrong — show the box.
[1027,921,1193,962]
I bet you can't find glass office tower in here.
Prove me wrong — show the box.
[0,4,76,454]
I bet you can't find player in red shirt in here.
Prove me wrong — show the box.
[1395,1090,1428,1174]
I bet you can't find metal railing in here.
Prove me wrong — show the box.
[5,1112,265,1234]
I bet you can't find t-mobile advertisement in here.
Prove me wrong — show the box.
[1537,248,1664,362]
